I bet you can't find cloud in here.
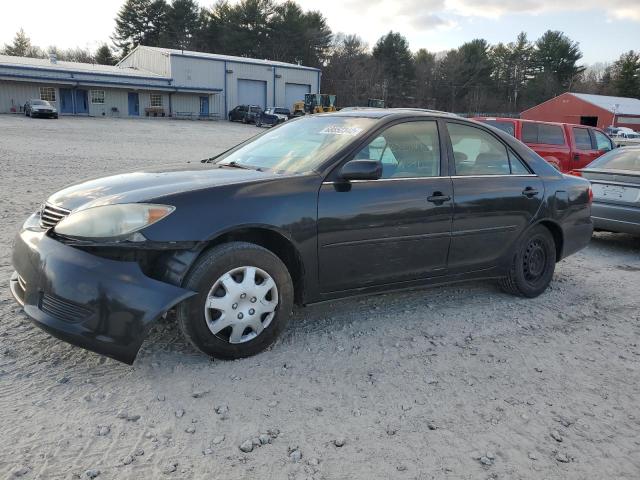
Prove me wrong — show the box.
[408,12,456,29]
[445,0,640,21]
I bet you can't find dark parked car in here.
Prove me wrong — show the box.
[228,104,262,123]
[10,110,593,364]
[24,99,58,118]
[579,146,640,235]
[256,107,291,127]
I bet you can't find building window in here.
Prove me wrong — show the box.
[150,94,163,107]
[40,87,56,102]
[90,90,105,104]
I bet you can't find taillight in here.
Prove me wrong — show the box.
[568,169,582,177]
[588,186,593,203]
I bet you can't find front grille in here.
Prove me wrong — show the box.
[40,203,70,229]
[39,292,93,323]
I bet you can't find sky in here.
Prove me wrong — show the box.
[1,0,638,64]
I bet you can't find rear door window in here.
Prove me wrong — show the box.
[573,127,593,150]
[538,124,565,145]
[448,123,510,175]
[522,123,565,145]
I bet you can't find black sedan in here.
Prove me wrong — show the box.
[24,99,58,118]
[581,146,640,235]
[9,110,593,364]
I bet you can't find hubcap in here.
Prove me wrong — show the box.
[204,266,278,344]
[523,239,546,282]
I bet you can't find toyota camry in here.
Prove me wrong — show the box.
[10,110,594,364]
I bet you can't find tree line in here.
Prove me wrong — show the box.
[2,0,639,114]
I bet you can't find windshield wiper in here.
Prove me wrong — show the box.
[221,161,254,170]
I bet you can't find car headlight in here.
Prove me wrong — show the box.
[54,203,175,240]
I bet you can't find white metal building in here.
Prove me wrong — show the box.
[0,46,321,119]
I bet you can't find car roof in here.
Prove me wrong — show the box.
[328,108,457,119]
[477,116,612,132]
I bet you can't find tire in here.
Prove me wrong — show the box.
[177,242,294,360]
[499,225,556,298]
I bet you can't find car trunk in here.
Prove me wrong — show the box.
[582,168,640,207]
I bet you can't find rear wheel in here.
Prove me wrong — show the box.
[177,242,293,359]
[499,225,556,298]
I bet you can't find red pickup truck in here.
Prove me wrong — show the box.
[474,117,615,173]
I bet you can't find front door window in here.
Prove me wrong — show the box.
[352,121,441,178]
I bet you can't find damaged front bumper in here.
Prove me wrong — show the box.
[10,221,195,364]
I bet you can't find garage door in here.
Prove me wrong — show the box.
[284,83,311,110]
[237,79,267,108]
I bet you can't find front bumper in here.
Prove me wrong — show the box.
[10,225,195,364]
[31,110,57,118]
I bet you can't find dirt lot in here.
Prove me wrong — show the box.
[0,115,639,480]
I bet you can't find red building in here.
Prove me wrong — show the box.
[521,93,640,132]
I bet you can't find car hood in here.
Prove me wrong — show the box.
[47,163,295,211]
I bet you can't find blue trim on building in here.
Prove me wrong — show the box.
[0,71,221,92]
[171,85,223,93]
[317,71,321,94]
[273,67,276,107]
[0,63,169,81]
[223,60,228,118]
[168,52,321,72]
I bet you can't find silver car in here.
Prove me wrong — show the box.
[581,146,640,235]
[24,99,58,119]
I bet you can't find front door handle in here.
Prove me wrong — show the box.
[427,192,451,205]
[573,153,580,161]
[522,186,539,197]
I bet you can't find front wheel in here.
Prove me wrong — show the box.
[177,242,293,359]
[499,225,556,298]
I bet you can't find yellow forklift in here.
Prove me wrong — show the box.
[293,94,337,115]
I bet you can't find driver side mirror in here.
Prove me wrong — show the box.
[340,159,383,181]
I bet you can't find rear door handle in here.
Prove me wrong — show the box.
[427,192,451,205]
[522,186,539,197]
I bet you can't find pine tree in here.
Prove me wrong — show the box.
[113,0,169,56]
[2,29,42,57]
[95,44,117,65]
[165,0,201,49]
[372,32,415,107]
[612,51,640,98]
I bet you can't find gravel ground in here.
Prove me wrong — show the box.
[1,115,639,480]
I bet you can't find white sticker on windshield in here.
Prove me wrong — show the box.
[319,125,363,136]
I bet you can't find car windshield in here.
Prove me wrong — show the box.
[480,120,515,136]
[275,108,288,114]
[587,148,640,172]
[217,116,376,174]
[31,100,49,106]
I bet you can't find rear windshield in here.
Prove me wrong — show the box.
[274,108,289,114]
[481,120,515,136]
[216,116,376,174]
[587,148,640,172]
